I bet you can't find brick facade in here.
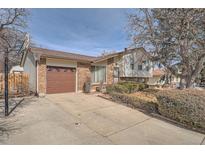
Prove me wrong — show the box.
[37,57,116,94]
[38,58,46,94]
[77,62,91,91]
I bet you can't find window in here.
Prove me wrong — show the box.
[138,65,142,70]
[146,66,150,71]
[130,63,134,70]
[91,66,106,83]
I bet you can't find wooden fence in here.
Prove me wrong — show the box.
[0,73,29,97]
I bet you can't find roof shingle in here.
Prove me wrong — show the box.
[31,47,97,62]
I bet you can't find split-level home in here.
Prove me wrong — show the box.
[20,47,153,96]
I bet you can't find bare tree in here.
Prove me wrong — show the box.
[100,50,116,56]
[128,9,205,88]
[0,9,29,70]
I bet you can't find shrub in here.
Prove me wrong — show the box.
[110,92,158,113]
[118,82,140,93]
[106,84,129,94]
[106,82,147,94]
[138,83,148,91]
[156,89,205,129]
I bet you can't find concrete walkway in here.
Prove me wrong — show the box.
[0,93,204,144]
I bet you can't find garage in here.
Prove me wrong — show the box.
[46,66,76,94]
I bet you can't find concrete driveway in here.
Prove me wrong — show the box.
[0,93,205,144]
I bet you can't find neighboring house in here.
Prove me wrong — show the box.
[148,68,182,88]
[0,60,23,74]
[147,69,165,86]
[0,64,24,74]
[10,65,24,73]
[20,47,153,95]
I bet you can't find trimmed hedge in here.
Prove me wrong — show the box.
[106,84,129,94]
[156,89,205,129]
[110,92,158,113]
[106,82,148,94]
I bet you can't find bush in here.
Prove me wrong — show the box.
[106,82,148,94]
[118,82,140,93]
[138,83,148,91]
[106,84,129,94]
[156,89,205,129]
[110,92,158,113]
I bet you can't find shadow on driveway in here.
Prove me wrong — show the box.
[0,96,38,143]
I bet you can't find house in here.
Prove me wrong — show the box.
[147,67,183,88]
[20,47,153,96]
[117,48,153,83]
[0,59,23,74]
[10,65,24,73]
[147,68,165,87]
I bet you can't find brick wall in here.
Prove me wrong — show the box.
[77,62,91,92]
[36,57,116,94]
[38,58,46,94]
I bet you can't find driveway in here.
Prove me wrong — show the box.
[0,93,205,144]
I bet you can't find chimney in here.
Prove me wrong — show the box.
[124,48,127,52]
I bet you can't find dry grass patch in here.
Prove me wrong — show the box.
[130,92,158,103]
[109,92,158,113]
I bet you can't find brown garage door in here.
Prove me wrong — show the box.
[46,66,76,94]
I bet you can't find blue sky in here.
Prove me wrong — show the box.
[28,9,131,56]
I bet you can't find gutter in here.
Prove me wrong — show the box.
[92,54,120,64]
[40,55,94,64]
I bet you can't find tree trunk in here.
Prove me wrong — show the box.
[179,77,184,89]
[185,75,194,88]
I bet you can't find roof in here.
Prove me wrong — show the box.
[122,47,151,58]
[20,46,150,66]
[93,47,149,63]
[153,69,165,76]
[10,65,24,73]
[93,52,120,63]
[30,47,97,62]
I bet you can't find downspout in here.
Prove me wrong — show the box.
[76,66,78,93]
[36,60,39,96]
[34,53,40,96]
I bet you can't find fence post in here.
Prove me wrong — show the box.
[4,51,9,116]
